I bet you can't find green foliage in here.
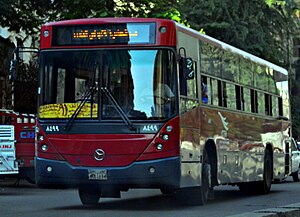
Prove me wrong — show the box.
[177,0,298,68]
[0,0,179,40]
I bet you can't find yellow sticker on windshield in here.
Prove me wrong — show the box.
[39,103,98,118]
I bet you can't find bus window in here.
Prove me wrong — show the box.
[57,69,66,103]
[235,85,244,111]
[201,76,208,104]
[272,95,279,117]
[226,83,236,109]
[179,58,197,98]
[265,94,272,116]
[257,91,265,115]
[254,65,268,91]
[221,81,227,107]
[186,61,197,99]
[251,89,258,113]
[209,78,219,106]
[268,68,278,94]
[278,97,283,116]
[223,51,239,82]
[200,42,222,77]
[244,88,252,113]
[240,59,253,87]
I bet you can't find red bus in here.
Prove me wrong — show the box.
[0,109,35,183]
[35,18,291,205]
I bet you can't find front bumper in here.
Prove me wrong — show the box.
[35,156,180,189]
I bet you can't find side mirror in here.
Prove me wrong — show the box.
[180,57,194,80]
[9,60,17,81]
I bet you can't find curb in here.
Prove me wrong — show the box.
[227,202,300,217]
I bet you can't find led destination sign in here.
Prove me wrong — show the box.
[52,23,156,46]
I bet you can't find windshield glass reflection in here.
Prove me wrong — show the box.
[39,49,178,120]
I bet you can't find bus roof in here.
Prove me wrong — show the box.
[43,17,174,27]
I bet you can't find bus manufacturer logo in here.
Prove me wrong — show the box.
[94,149,105,161]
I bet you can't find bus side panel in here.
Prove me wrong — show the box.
[179,107,201,187]
[200,107,287,184]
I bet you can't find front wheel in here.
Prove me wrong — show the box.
[78,186,101,205]
[199,149,212,205]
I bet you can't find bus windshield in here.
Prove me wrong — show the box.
[38,49,178,121]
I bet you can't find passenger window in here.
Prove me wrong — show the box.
[200,42,222,77]
[226,83,236,109]
[244,88,251,113]
[251,89,258,113]
[265,94,272,116]
[257,91,265,115]
[210,78,220,106]
[272,96,279,117]
[240,59,253,87]
[179,59,197,99]
[223,51,239,82]
[235,85,244,111]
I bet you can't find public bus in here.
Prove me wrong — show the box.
[0,109,36,183]
[35,18,291,205]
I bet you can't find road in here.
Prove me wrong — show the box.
[1,177,300,217]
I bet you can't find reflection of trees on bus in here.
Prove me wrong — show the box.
[103,50,134,115]
[200,41,289,119]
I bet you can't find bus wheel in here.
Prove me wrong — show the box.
[292,171,300,182]
[256,149,272,194]
[199,149,211,205]
[78,186,100,205]
[160,187,177,195]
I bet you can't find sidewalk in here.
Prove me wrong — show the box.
[228,202,300,217]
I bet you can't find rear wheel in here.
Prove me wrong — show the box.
[78,186,101,205]
[240,149,272,195]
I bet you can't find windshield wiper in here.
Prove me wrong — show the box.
[64,86,96,131]
[101,87,136,131]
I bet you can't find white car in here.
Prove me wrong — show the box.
[290,138,300,182]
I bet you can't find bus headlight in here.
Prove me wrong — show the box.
[162,134,169,141]
[156,143,164,151]
[41,143,48,152]
[38,135,44,141]
[166,125,173,132]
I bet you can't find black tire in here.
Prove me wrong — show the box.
[255,149,272,194]
[176,149,212,205]
[78,186,100,205]
[199,149,211,205]
[292,171,300,182]
[25,177,36,185]
[160,187,177,195]
[239,149,272,195]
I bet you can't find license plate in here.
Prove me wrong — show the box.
[88,169,107,180]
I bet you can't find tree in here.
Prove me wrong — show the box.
[177,0,298,68]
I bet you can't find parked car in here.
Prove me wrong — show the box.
[290,138,300,182]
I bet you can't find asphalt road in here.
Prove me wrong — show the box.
[1,177,300,217]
